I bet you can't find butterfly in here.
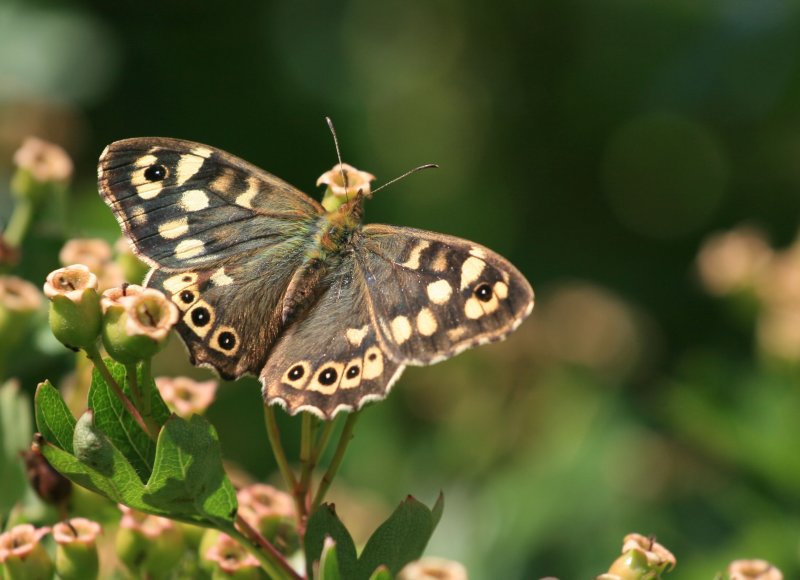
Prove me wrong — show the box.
[98,137,534,419]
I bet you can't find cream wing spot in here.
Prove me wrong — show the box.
[180,189,210,212]
[158,217,189,239]
[211,267,234,286]
[391,315,413,345]
[426,280,453,305]
[346,325,369,347]
[469,246,487,259]
[494,281,509,299]
[465,296,484,319]
[362,347,384,380]
[175,154,205,186]
[235,177,260,208]
[401,240,431,270]
[460,256,486,290]
[174,239,204,260]
[130,205,148,226]
[448,326,467,341]
[416,308,438,336]
[211,170,236,193]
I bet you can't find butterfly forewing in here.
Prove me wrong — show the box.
[358,225,534,365]
[98,137,323,269]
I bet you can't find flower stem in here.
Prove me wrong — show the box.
[3,198,34,248]
[84,346,155,440]
[311,412,360,512]
[263,405,300,513]
[125,362,160,436]
[230,516,301,580]
[299,419,335,496]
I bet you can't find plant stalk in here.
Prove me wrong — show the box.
[311,412,360,512]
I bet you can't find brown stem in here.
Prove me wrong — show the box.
[232,515,302,580]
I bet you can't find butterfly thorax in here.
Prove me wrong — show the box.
[280,203,363,324]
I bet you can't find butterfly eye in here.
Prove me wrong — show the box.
[474,283,493,302]
[318,367,338,386]
[144,164,167,182]
[218,331,236,350]
[179,290,195,304]
[191,306,211,327]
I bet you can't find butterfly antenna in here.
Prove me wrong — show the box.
[325,117,351,200]
[371,163,439,196]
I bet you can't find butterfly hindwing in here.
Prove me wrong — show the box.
[260,254,404,418]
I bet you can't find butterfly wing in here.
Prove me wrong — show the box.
[260,253,404,419]
[260,225,533,419]
[357,224,534,365]
[98,137,323,378]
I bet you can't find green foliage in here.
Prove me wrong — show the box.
[0,380,33,519]
[305,494,444,580]
[35,359,237,529]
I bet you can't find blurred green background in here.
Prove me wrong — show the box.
[3,0,800,577]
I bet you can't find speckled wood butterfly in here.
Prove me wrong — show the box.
[98,137,534,419]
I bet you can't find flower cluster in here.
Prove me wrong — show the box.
[697,226,800,361]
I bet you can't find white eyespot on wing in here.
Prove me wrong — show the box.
[184,300,215,337]
[362,346,384,380]
[391,315,413,345]
[235,176,260,208]
[340,358,363,389]
[416,308,438,336]
[174,238,205,260]
[460,256,486,290]
[180,189,210,212]
[282,361,312,390]
[158,217,189,239]
[346,325,369,346]
[426,280,453,305]
[307,362,345,395]
[401,240,431,270]
[162,272,198,293]
[211,267,234,286]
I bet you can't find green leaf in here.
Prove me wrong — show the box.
[69,410,148,507]
[305,504,358,580]
[87,359,169,481]
[367,566,392,580]
[318,537,342,580]
[142,414,237,526]
[0,380,33,517]
[356,494,445,579]
[35,380,76,453]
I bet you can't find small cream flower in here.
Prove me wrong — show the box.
[53,518,101,545]
[398,557,468,580]
[620,533,676,571]
[122,289,179,341]
[44,264,98,303]
[728,559,783,580]
[59,239,113,274]
[205,533,261,575]
[101,284,144,312]
[156,376,218,417]
[317,163,376,198]
[696,226,772,296]
[0,275,42,313]
[118,505,176,538]
[0,524,50,559]
[13,136,73,183]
